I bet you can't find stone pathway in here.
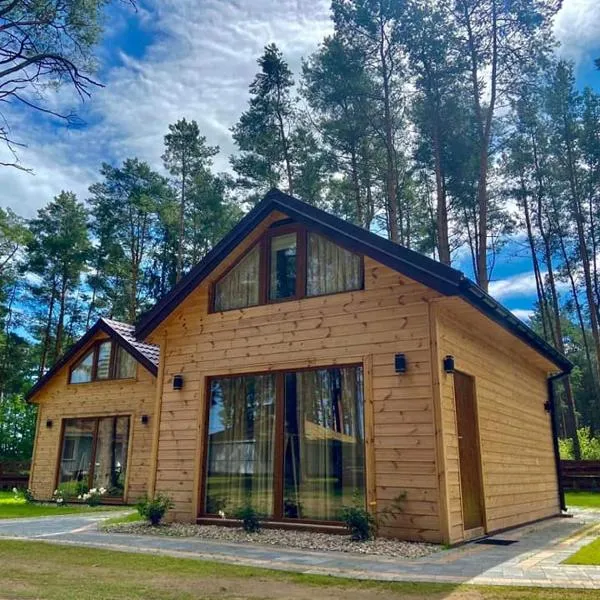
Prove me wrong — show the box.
[1,509,600,589]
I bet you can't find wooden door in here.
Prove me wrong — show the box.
[454,372,485,531]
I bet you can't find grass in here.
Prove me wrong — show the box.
[0,491,125,519]
[101,511,142,526]
[0,539,597,600]
[563,537,600,565]
[565,491,600,509]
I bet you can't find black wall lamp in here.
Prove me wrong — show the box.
[544,399,552,413]
[443,355,455,374]
[394,353,407,374]
[46,419,53,429]
[141,414,150,425]
[173,374,184,390]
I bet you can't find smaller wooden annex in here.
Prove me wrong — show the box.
[27,189,572,545]
[26,318,159,504]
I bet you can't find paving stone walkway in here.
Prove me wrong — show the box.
[1,508,600,589]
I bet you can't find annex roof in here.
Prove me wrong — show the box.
[25,317,159,402]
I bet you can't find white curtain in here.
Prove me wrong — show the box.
[214,246,260,311]
[307,233,361,296]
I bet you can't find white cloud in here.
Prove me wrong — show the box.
[489,270,570,302]
[553,0,600,65]
[511,308,534,323]
[1,0,332,215]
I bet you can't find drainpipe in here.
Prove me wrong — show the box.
[547,371,571,513]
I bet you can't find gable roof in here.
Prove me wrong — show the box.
[25,318,159,402]
[136,188,572,373]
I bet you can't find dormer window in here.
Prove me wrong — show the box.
[69,340,136,384]
[211,224,363,312]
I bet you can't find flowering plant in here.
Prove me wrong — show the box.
[53,489,65,505]
[77,487,106,506]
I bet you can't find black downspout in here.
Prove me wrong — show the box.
[547,372,569,512]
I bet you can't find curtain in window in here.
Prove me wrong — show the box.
[306,233,361,296]
[115,346,136,379]
[92,416,130,495]
[59,419,95,485]
[214,246,260,311]
[284,367,365,521]
[205,374,276,515]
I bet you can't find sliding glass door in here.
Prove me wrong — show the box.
[204,365,365,522]
[58,416,130,498]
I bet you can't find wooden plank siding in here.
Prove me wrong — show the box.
[28,332,156,503]
[434,300,560,541]
[150,215,446,541]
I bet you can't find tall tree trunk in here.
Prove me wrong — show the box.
[54,276,68,357]
[433,123,450,264]
[379,14,398,242]
[176,153,187,283]
[39,278,57,377]
[349,146,363,226]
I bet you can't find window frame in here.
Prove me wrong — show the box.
[68,339,136,384]
[210,222,364,313]
[54,414,132,501]
[199,363,365,525]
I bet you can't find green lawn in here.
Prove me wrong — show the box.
[563,537,600,565]
[0,491,124,519]
[0,539,597,600]
[565,491,600,509]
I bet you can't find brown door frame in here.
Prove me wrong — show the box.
[453,370,487,534]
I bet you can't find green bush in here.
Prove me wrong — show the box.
[560,428,600,460]
[339,503,376,541]
[136,494,174,526]
[57,480,88,500]
[233,504,261,533]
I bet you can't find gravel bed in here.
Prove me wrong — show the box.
[102,521,440,558]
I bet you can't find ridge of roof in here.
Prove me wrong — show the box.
[25,318,159,402]
[135,188,571,373]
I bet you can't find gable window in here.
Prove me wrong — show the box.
[212,224,363,312]
[69,340,137,384]
[213,245,260,311]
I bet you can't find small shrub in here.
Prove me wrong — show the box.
[233,504,261,533]
[137,494,174,526]
[78,487,106,506]
[205,494,227,515]
[52,489,65,505]
[283,497,303,519]
[339,503,376,541]
[23,488,35,503]
[57,480,88,501]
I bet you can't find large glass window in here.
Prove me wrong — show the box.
[203,365,365,522]
[212,226,363,312]
[69,341,137,384]
[213,245,260,311]
[58,416,130,498]
[284,367,365,521]
[307,233,362,297]
[269,233,297,300]
[205,374,276,515]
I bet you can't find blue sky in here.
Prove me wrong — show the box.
[1,0,599,322]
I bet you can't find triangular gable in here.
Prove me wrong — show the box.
[25,318,159,402]
[135,188,571,373]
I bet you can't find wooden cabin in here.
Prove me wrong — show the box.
[27,190,570,544]
[27,318,159,504]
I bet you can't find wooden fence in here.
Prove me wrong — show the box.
[560,460,600,491]
[0,460,30,490]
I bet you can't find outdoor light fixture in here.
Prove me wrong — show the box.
[173,374,184,390]
[46,419,53,428]
[394,353,407,373]
[544,400,552,413]
[141,414,149,425]
[443,355,455,374]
